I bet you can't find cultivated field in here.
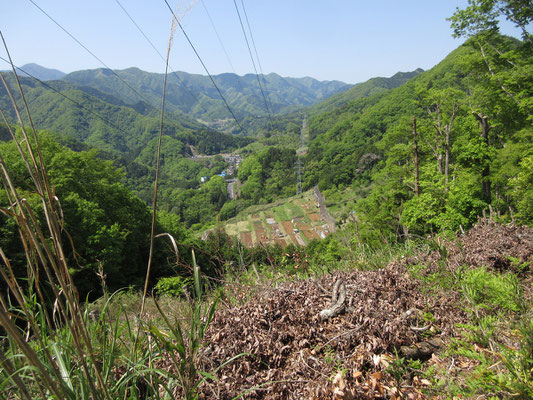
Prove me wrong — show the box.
[223,190,332,248]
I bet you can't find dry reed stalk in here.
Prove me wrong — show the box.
[0,32,110,399]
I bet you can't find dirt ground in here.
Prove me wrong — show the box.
[239,231,253,247]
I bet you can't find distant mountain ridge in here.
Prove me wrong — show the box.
[309,68,424,114]
[61,67,352,128]
[0,63,423,144]
[13,63,66,81]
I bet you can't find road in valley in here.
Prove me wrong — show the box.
[313,185,336,234]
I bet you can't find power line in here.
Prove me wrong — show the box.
[113,0,211,116]
[240,0,273,113]
[200,0,242,88]
[0,56,139,141]
[162,0,247,135]
[232,0,274,131]
[28,0,160,112]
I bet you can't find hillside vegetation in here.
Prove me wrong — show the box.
[0,1,532,398]
[301,32,532,243]
[63,68,351,125]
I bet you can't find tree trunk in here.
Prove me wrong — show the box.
[413,116,420,197]
[437,153,443,175]
[445,125,450,188]
[473,111,492,203]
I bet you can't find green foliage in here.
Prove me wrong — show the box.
[148,251,243,400]
[154,276,192,297]
[306,236,347,267]
[460,267,523,312]
[458,315,498,347]
[238,147,297,204]
[219,200,238,221]
[386,350,408,390]
[303,26,531,240]
[510,154,533,224]
[402,192,446,234]
[498,320,533,397]
[168,175,229,229]
[0,133,152,295]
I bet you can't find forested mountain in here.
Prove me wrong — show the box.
[308,68,424,115]
[243,68,423,136]
[0,73,203,153]
[0,72,251,216]
[3,63,67,81]
[302,32,532,243]
[61,67,351,129]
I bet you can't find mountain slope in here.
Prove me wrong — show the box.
[62,68,352,129]
[0,74,203,154]
[302,35,531,242]
[246,68,423,137]
[309,68,424,115]
[17,63,66,81]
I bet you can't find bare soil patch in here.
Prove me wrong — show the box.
[303,229,320,240]
[280,221,294,235]
[240,231,253,247]
[308,213,322,222]
[296,221,312,231]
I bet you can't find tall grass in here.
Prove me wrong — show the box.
[0,35,110,398]
[0,21,225,398]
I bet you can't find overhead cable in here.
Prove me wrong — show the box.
[200,0,243,91]
[233,0,274,130]
[162,0,247,135]
[28,0,161,112]
[240,0,273,113]
[113,0,211,116]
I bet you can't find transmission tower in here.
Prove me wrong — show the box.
[295,116,307,195]
[295,157,303,195]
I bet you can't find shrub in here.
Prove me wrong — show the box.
[154,276,192,297]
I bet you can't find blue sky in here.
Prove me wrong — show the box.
[1,0,523,84]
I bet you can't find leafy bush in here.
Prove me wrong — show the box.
[154,276,192,297]
[461,267,523,313]
[510,155,533,225]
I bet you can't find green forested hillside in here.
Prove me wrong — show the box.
[308,68,424,115]
[62,68,351,129]
[0,73,251,220]
[241,68,423,137]
[303,32,532,243]
[0,74,201,152]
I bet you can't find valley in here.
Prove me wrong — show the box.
[0,1,532,398]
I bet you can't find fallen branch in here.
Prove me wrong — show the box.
[400,337,443,360]
[410,325,431,332]
[319,279,346,321]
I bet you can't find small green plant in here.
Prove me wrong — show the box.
[321,345,343,372]
[149,251,244,399]
[461,267,523,313]
[154,275,192,297]
[498,321,533,398]
[458,315,498,348]
[506,256,531,272]
[386,350,408,390]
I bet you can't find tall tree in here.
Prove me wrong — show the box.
[412,116,420,197]
[449,0,533,116]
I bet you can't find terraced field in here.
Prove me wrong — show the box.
[223,190,333,248]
